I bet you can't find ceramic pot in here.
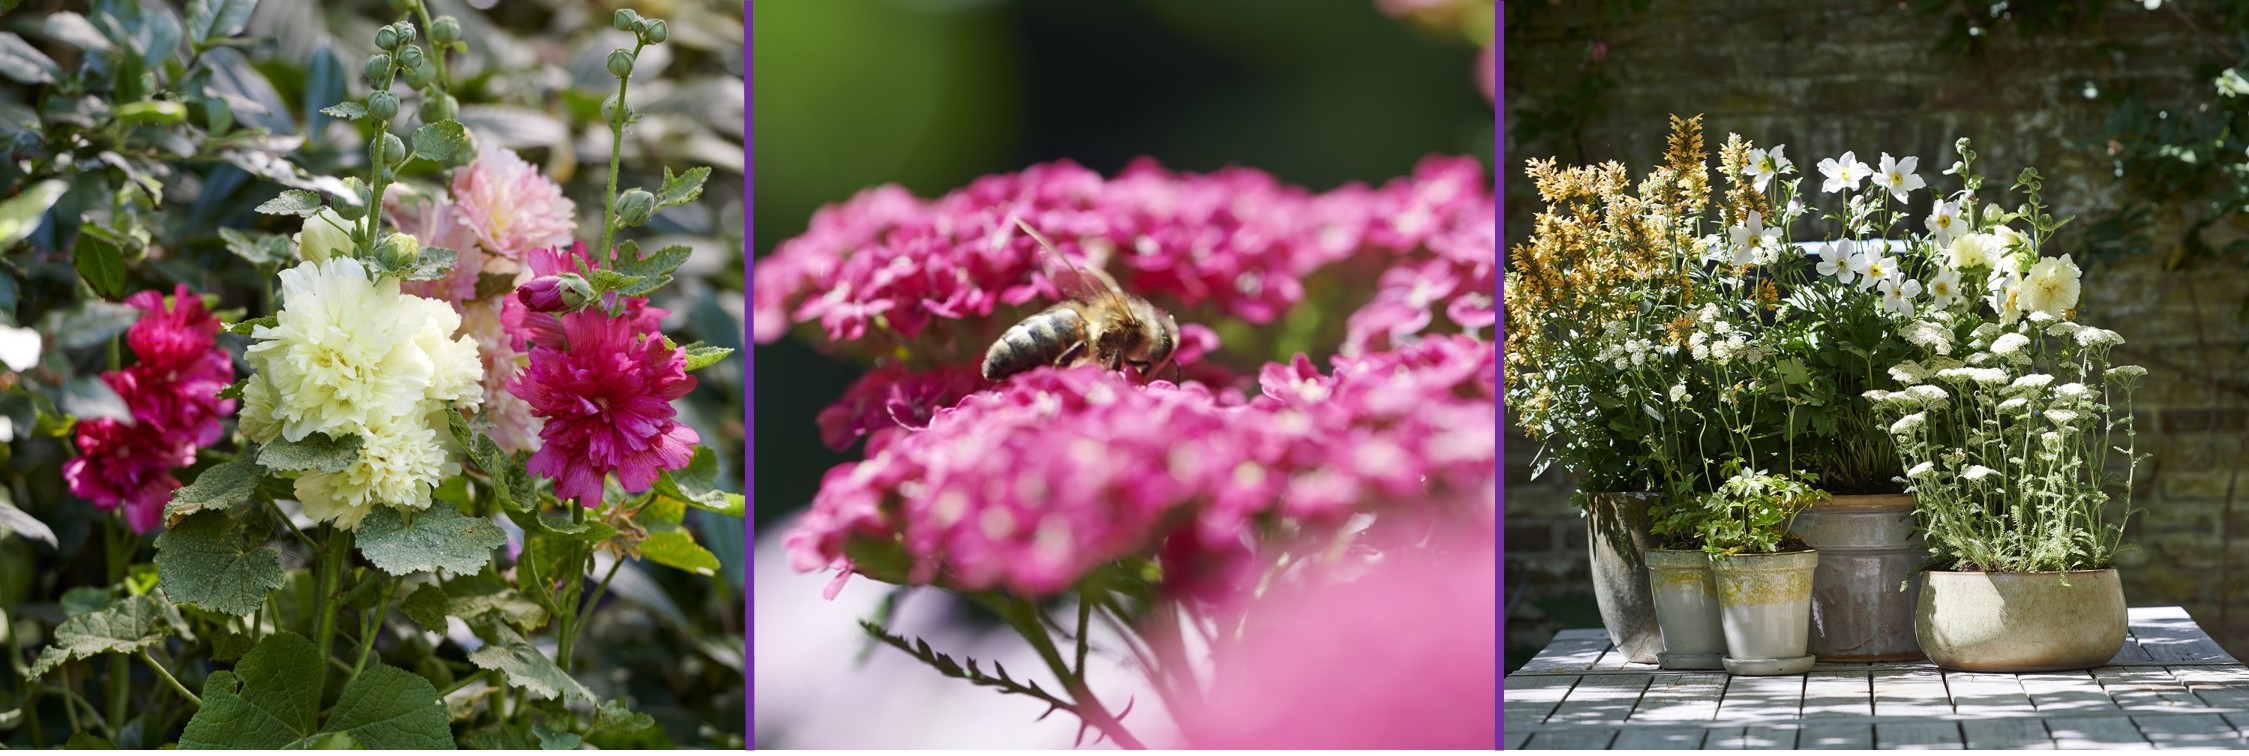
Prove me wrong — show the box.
[1645,549,1725,669]
[1711,549,1820,676]
[1916,569,2126,672]
[1792,494,1924,661]
[1585,491,1663,663]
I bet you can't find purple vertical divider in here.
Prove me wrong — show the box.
[741,0,755,749]
[1492,2,1506,750]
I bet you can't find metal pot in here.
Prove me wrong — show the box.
[1792,494,1925,661]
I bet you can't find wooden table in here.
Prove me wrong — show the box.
[1505,607,2249,749]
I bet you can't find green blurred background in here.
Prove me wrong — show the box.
[751,0,1493,531]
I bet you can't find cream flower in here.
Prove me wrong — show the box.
[243,259,485,443]
[293,208,355,263]
[1947,233,2002,271]
[2020,254,2082,319]
[1987,268,2025,325]
[295,414,454,528]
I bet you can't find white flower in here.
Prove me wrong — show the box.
[1907,460,1936,478]
[1993,225,2030,257]
[1670,383,1688,402]
[2107,365,2148,382]
[1963,465,1999,482]
[1819,151,1872,194]
[2020,254,2083,319]
[2008,373,2055,394]
[1889,360,1931,384]
[1903,320,1954,355]
[1947,233,2003,271]
[2221,68,2249,98]
[1990,332,2030,355]
[1906,384,1951,405]
[1926,268,1964,311]
[1987,268,2025,325]
[2055,382,2096,402]
[2076,326,2125,348]
[293,208,355,264]
[1856,247,1898,292]
[2046,321,2084,340]
[2045,409,2082,426]
[1972,368,2011,386]
[1879,274,1923,317]
[1871,153,1926,202]
[1892,413,1928,434]
[242,259,485,444]
[1727,211,1780,266]
[294,413,455,528]
[1925,201,1964,244]
[1745,145,1794,192]
[1817,239,1858,283]
[2041,431,2064,446]
[1712,320,1733,335]
[1997,397,2031,413]
[0,324,38,372]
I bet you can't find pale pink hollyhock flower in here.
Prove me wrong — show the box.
[392,196,492,305]
[462,297,541,452]
[451,144,576,260]
[1179,531,1497,748]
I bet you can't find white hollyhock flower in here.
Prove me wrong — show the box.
[242,258,485,444]
[292,208,355,264]
[1926,201,1964,244]
[1871,153,1926,202]
[1926,268,1964,310]
[1993,225,2030,255]
[1879,274,1923,317]
[294,412,457,528]
[1947,233,2002,271]
[2020,254,2083,319]
[1819,151,1872,194]
[1745,145,1794,192]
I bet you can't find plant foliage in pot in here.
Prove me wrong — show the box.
[1861,144,2145,673]
[1660,465,1825,676]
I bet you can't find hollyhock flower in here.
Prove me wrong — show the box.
[1871,153,1924,202]
[1948,232,2002,271]
[511,310,700,507]
[1818,151,1870,194]
[295,413,455,529]
[64,418,188,534]
[2020,254,2082,318]
[518,276,571,312]
[65,285,234,533]
[451,143,576,260]
[244,259,484,443]
[461,298,541,452]
[294,208,355,263]
[393,197,492,306]
[507,242,666,351]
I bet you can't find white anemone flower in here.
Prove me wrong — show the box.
[1925,268,1964,310]
[1925,201,1964,244]
[1879,274,1923,317]
[1871,153,1926,202]
[1745,145,1794,192]
[1819,151,1872,194]
[1857,247,1899,292]
[1817,239,1858,283]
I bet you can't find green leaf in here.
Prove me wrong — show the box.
[63,733,113,749]
[408,121,470,164]
[506,508,617,542]
[475,273,520,301]
[532,721,582,750]
[469,625,594,703]
[46,300,138,350]
[154,511,283,616]
[595,699,655,735]
[225,316,277,336]
[400,585,447,633]
[72,224,127,299]
[185,0,257,49]
[165,455,266,522]
[258,433,362,473]
[0,33,58,84]
[318,102,366,120]
[115,100,188,124]
[26,594,173,679]
[60,375,131,422]
[398,246,458,282]
[254,189,324,217]
[0,180,64,248]
[679,342,734,372]
[356,506,507,577]
[639,531,720,577]
[653,166,710,210]
[654,447,744,517]
[180,632,452,749]
[442,569,550,630]
[0,491,55,548]
[218,228,291,267]
[616,245,691,278]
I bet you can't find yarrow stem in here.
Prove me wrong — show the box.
[995,596,1145,749]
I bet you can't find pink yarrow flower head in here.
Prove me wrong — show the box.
[509,309,700,507]
[66,285,235,533]
[452,143,576,261]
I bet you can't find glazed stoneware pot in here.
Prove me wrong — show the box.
[1644,549,1725,669]
[1916,569,2126,672]
[1584,491,1663,663]
[1711,549,1820,676]
[1791,494,1925,661]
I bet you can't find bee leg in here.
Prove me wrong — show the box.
[1054,341,1086,368]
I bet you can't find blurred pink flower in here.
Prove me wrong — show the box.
[393,196,496,306]
[66,285,234,533]
[1178,531,1497,748]
[511,310,699,506]
[814,363,988,452]
[463,298,541,452]
[452,144,576,261]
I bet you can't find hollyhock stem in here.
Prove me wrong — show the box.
[597,42,647,269]
[141,649,199,707]
[312,527,351,693]
[103,520,127,738]
[999,597,1145,749]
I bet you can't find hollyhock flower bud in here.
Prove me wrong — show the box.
[375,25,400,51]
[517,274,590,313]
[616,188,655,226]
[400,59,432,89]
[367,90,400,120]
[430,16,461,45]
[293,208,354,263]
[364,54,393,89]
[607,49,635,79]
[376,232,421,270]
[424,93,458,123]
[615,9,642,31]
[641,19,669,44]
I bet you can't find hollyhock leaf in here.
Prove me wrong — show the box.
[399,246,458,281]
[617,245,692,279]
[0,491,55,548]
[506,508,616,541]
[654,447,742,517]
[257,432,361,473]
[165,455,265,522]
[318,102,366,120]
[639,531,719,577]
[185,0,256,49]
[41,13,111,54]
[653,167,709,210]
[24,593,171,680]
[399,585,446,632]
[72,226,127,299]
[224,315,276,337]
[533,721,581,750]
[595,699,656,734]
[218,228,291,267]
[357,506,506,577]
[679,343,734,372]
[0,33,58,84]
[320,663,452,748]
[443,568,550,630]
[176,633,319,747]
[475,272,519,300]
[46,300,138,349]
[409,120,470,164]
[254,189,325,218]
[469,625,594,703]
[584,268,650,298]
[154,511,283,616]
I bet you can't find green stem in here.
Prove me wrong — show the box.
[139,650,199,708]
[103,520,128,738]
[572,556,624,635]
[1002,598,1145,749]
[352,575,397,678]
[410,2,450,95]
[437,669,492,698]
[312,527,352,693]
[597,42,648,268]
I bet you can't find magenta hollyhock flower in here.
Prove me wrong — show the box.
[451,143,576,260]
[510,310,700,506]
[66,285,234,533]
[506,242,667,352]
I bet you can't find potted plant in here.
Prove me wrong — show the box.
[1655,465,1822,675]
[1863,157,2145,672]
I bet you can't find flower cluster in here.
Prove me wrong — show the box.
[508,305,700,507]
[64,286,235,533]
[752,157,1494,366]
[240,258,484,528]
[785,335,1495,600]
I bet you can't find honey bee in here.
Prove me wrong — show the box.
[982,217,1181,382]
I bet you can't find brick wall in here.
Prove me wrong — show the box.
[1504,0,2249,667]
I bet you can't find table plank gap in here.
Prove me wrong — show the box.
[1544,673,1652,727]
[1629,672,1728,722]
[1504,674,1579,727]
[2045,715,2154,749]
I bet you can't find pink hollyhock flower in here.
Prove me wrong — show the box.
[506,242,667,352]
[393,196,497,306]
[510,310,700,506]
[66,285,234,533]
[1177,531,1496,749]
[463,297,542,452]
[451,144,576,260]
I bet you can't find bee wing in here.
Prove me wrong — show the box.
[1013,216,1130,307]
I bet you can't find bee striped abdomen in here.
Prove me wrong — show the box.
[983,306,1088,381]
